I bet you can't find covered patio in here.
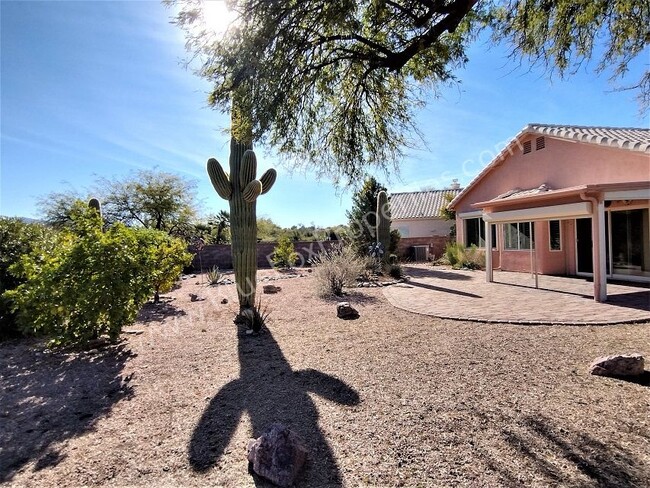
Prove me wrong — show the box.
[384,265,650,325]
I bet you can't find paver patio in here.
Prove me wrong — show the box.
[384,265,650,325]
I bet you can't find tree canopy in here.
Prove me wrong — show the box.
[168,0,649,185]
[38,169,199,236]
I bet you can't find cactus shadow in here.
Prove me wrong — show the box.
[188,326,360,485]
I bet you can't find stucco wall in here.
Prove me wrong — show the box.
[454,137,650,214]
[392,218,452,238]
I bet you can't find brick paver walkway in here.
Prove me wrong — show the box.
[384,265,650,325]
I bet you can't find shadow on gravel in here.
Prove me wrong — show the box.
[0,341,134,483]
[138,299,187,324]
[188,326,360,486]
[473,409,647,487]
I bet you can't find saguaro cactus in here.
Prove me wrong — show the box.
[376,190,390,259]
[88,198,102,218]
[207,139,277,311]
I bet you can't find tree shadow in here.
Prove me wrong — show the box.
[470,408,647,487]
[403,266,473,280]
[137,299,187,324]
[407,280,482,298]
[321,291,379,305]
[188,326,360,486]
[0,340,134,482]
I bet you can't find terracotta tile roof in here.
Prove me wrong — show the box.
[390,189,462,220]
[494,183,552,200]
[449,123,650,210]
[529,124,650,152]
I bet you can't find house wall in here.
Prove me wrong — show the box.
[454,137,650,215]
[454,136,650,276]
[392,217,453,238]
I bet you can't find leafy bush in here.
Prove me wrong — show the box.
[5,205,191,346]
[272,235,299,268]
[386,262,404,279]
[0,218,57,339]
[206,265,225,285]
[444,242,485,270]
[310,244,364,297]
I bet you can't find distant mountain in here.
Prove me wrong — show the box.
[0,216,43,224]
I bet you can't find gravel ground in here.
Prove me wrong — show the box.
[1,267,649,487]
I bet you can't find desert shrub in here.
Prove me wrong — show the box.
[386,262,404,279]
[310,244,364,297]
[206,265,225,285]
[272,235,299,268]
[444,242,485,270]
[0,218,57,339]
[5,205,191,346]
[239,299,271,333]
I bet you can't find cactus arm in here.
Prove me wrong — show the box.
[207,158,232,200]
[259,168,277,195]
[240,150,257,189]
[242,180,263,203]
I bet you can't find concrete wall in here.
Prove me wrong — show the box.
[191,240,338,270]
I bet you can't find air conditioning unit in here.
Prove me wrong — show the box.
[412,245,429,262]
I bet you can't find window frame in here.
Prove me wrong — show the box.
[464,217,497,250]
[549,220,562,251]
[504,221,534,251]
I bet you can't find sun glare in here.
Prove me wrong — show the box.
[201,1,238,36]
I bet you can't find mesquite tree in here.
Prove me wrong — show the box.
[167,0,649,186]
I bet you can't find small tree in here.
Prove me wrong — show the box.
[272,236,299,269]
[440,192,457,240]
[347,177,388,256]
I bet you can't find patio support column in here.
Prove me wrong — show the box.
[586,196,607,302]
[485,219,493,282]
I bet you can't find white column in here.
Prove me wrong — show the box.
[485,219,493,282]
[591,199,607,302]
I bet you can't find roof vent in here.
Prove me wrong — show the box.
[536,136,546,150]
[449,179,461,190]
[523,140,532,154]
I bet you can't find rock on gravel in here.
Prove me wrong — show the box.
[589,354,645,377]
[247,423,307,487]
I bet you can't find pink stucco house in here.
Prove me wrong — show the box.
[448,124,650,302]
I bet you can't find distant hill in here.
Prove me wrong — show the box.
[0,216,43,224]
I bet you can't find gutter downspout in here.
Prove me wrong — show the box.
[580,192,607,302]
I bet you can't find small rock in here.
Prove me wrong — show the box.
[221,298,228,304]
[247,423,307,487]
[337,302,359,320]
[124,330,144,335]
[263,285,281,294]
[307,268,313,273]
[589,354,645,377]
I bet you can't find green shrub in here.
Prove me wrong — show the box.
[310,244,364,297]
[444,242,485,270]
[386,262,404,279]
[0,218,57,339]
[272,235,299,268]
[206,265,225,285]
[5,205,191,346]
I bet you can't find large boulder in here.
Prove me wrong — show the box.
[247,423,307,487]
[337,302,359,320]
[589,354,645,377]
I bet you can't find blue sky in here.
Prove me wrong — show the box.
[1,1,648,228]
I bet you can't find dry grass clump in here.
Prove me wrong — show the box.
[309,244,364,296]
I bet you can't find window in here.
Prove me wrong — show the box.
[465,218,497,249]
[549,220,561,251]
[504,222,534,250]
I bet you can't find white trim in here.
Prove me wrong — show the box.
[483,202,592,223]
[458,210,483,218]
[604,189,650,200]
